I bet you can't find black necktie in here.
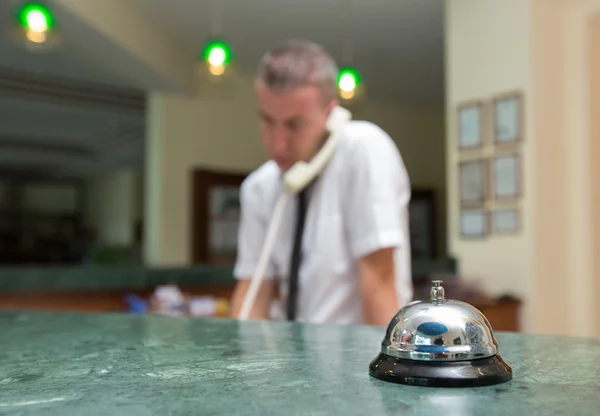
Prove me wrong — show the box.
[287,187,308,321]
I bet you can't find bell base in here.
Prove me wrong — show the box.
[369,352,512,388]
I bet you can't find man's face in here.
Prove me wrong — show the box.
[255,81,336,172]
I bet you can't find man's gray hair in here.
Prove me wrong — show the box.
[255,40,339,101]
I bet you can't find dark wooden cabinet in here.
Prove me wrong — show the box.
[0,285,522,332]
[0,284,236,316]
[477,299,522,332]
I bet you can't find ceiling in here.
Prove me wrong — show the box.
[0,0,148,182]
[135,0,446,106]
[0,73,145,180]
[0,0,445,182]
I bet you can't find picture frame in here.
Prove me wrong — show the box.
[459,159,488,205]
[491,208,520,233]
[492,153,521,200]
[458,101,484,149]
[493,92,523,145]
[460,209,488,239]
[191,168,248,265]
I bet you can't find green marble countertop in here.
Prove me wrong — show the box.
[1,311,597,415]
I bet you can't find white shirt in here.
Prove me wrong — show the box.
[234,120,413,325]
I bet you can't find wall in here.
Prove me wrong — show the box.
[528,0,600,337]
[0,182,7,209]
[0,181,78,213]
[145,73,446,266]
[445,0,534,327]
[589,13,600,338]
[351,100,446,255]
[22,183,78,213]
[447,0,600,337]
[530,0,600,337]
[83,168,143,246]
[528,0,575,337]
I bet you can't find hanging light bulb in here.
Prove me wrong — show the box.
[202,40,232,77]
[337,67,362,101]
[15,2,56,45]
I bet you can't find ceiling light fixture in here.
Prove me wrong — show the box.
[15,2,55,44]
[338,67,362,101]
[337,1,364,103]
[201,39,232,77]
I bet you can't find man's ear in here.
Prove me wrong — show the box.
[329,98,339,111]
[324,99,339,118]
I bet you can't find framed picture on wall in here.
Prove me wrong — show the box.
[457,101,484,149]
[208,186,241,260]
[491,208,520,233]
[460,209,488,239]
[493,91,523,145]
[191,169,248,265]
[459,159,488,205]
[492,153,521,200]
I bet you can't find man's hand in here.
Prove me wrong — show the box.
[229,279,275,320]
[359,247,400,325]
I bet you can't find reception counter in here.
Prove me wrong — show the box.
[0,261,522,331]
[0,311,597,415]
[0,265,236,314]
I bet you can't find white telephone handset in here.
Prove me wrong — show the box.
[238,105,352,320]
[282,105,352,194]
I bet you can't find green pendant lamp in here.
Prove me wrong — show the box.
[13,2,58,46]
[201,39,233,77]
[337,1,364,102]
[338,67,362,101]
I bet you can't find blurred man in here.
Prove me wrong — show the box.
[229,40,412,325]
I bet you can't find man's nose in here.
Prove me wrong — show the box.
[270,128,289,154]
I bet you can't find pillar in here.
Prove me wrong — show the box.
[144,74,268,266]
[446,0,600,337]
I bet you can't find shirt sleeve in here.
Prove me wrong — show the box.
[233,179,277,280]
[342,127,411,260]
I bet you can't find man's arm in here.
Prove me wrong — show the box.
[342,124,412,325]
[229,176,277,320]
[229,279,275,319]
[359,247,399,325]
